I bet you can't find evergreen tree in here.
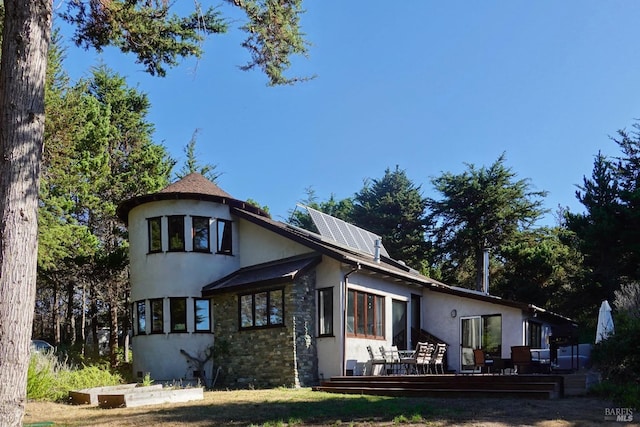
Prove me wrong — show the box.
[565,152,622,313]
[351,166,430,271]
[492,227,583,311]
[175,129,221,182]
[427,154,547,290]
[288,187,353,232]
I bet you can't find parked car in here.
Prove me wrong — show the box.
[31,339,54,353]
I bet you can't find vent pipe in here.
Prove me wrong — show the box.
[482,247,490,294]
[373,239,381,263]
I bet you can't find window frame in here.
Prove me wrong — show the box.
[147,217,162,253]
[150,298,164,334]
[194,298,212,332]
[527,320,542,349]
[170,297,188,333]
[238,288,285,330]
[167,215,186,252]
[216,219,233,255]
[318,287,334,337]
[346,289,385,339]
[136,300,146,335]
[191,216,211,253]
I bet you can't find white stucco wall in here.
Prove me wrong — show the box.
[423,290,524,372]
[128,199,240,301]
[315,265,424,378]
[236,218,311,267]
[128,199,238,382]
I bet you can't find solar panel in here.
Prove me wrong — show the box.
[305,206,389,257]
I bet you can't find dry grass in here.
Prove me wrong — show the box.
[24,388,626,427]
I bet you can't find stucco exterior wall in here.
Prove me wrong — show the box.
[423,290,524,372]
[128,199,240,301]
[132,332,214,383]
[128,199,235,382]
[236,218,311,267]
[339,269,424,376]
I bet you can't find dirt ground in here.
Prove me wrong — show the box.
[24,390,637,427]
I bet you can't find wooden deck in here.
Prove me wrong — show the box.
[313,374,567,399]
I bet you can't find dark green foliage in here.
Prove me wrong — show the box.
[351,166,430,271]
[492,227,583,310]
[564,125,640,323]
[229,0,313,85]
[175,129,222,182]
[427,154,547,290]
[591,314,640,409]
[564,152,622,313]
[60,0,311,84]
[61,1,227,77]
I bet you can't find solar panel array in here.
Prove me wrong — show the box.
[306,206,389,257]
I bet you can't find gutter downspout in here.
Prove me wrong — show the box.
[342,263,361,376]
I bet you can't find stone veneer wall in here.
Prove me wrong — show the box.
[212,270,318,388]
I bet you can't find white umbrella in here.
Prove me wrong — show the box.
[595,300,615,343]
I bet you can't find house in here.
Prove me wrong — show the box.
[116,173,576,387]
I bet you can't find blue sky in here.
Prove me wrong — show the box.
[58,1,640,225]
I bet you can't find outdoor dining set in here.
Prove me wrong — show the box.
[366,342,447,375]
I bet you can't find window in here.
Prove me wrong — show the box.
[168,215,185,251]
[170,298,187,332]
[147,217,162,253]
[216,219,233,254]
[239,289,284,329]
[150,298,164,333]
[136,301,146,335]
[347,289,384,338]
[194,299,211,332]
[482,314,502,357]
[192,216,211,252]
[318,288,333,336]
[527,321,542,349]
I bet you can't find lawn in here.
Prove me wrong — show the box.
[25,388,618,426]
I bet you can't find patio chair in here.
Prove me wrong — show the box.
[380,346,402,375]
[472,348,493,374]
[430,343,448,374]
[511,345,532,374]
[405,342,434,374]
[366,345,386,375]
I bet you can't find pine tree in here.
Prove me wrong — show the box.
[351,166,430,271]
[427,154,547,290]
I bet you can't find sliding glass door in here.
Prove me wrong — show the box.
[460,315,502,371]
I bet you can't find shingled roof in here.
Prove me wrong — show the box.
[159,173,234,198]
[116,173,269,224]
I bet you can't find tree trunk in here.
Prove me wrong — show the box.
[0,1,52,426]
[109,298,119,369]
[81,283,87,356]
[67,280,76,345]
[53,281,60,345]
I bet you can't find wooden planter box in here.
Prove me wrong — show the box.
[97,385,204,408]
[69,384,145,405]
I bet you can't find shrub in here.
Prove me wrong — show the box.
[592,313,640,409]
[27,351,123,402]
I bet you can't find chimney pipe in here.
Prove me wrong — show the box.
[482,247,490,294]
[374,239,381,263]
